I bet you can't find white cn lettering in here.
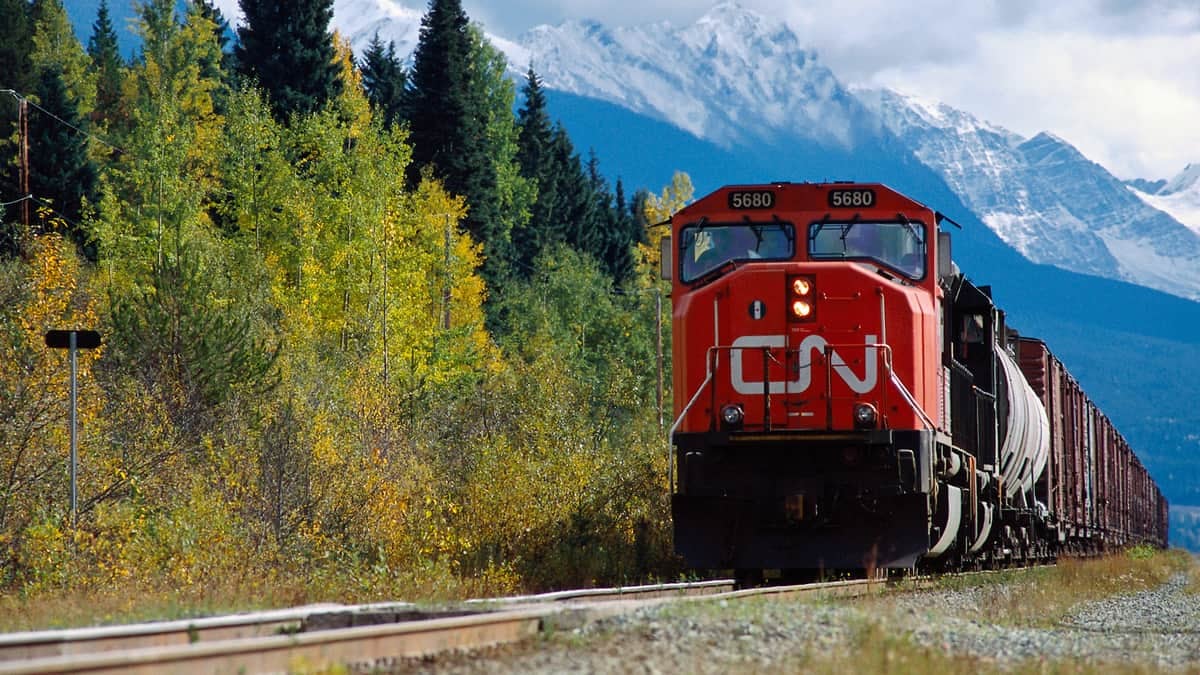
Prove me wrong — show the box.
[730,335,878,396]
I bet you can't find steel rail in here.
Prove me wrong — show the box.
[0,580,734,671]
[0,604,348,662]
[0,574,958,674]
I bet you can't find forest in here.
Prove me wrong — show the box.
[0,0,691,619]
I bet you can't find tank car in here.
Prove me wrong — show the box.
[663,181,1166,578]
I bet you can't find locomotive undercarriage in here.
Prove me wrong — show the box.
[672,429,935,571]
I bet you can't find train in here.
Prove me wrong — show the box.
[662,181,1168,581]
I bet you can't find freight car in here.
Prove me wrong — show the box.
[662,181,1167,580]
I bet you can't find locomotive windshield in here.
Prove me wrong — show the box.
[679,221,794,282]
[808,220,927,279]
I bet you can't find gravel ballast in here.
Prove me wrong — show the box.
[396,572,1200,673]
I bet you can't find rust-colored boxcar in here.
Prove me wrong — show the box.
[1018,339,1167,551]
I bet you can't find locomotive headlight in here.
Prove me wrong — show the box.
[721,404,745,428]
[788,275,816,322]
[853,402,878,429]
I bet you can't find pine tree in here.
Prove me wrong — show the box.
[510,67,559,275]
[404,1,524,292]
[404,0,475,186]
[28,64,98,253]
[549,125,596,254]
[515,68,552,180]
[87,0,125,127]
[235,0,341,121]
[359,33,406,128]
[582,153,637,283]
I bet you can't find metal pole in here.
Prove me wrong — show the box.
[69,331,78,530]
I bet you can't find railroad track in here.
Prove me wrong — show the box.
[0,576,918,674]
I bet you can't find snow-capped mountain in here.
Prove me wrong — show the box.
[513,3,878,151]
[1129,164,1200,237]
[859,89,1200,300]
[207,0,425,56]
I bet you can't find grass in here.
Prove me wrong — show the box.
[916,547,1192,627]
[0,557,503,633]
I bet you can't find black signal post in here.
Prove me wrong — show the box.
[45,329,102,528]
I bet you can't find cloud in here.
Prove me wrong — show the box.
[867,28,1200,179]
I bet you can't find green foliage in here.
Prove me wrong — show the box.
[235,0,341,121]
[359,33,407,128]
[0,0,33,96]
[92,0,223,281]
[106,244,279,436]
[86,0,126,129]
[0,0,35,258]
[191,0,231,85]
[403,1,530,294]
[456,247,675,588]
[29,0,96,118]
[28,64,98,246]
[1126,543,1157,560]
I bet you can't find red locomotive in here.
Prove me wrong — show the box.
[663,182,1167,579]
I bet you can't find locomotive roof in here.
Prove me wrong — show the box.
[676,182,937,220]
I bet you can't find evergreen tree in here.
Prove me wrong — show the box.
[28,64,98,254]
[403,0,473,186]
[87,0,125,127]
[583,154,637,283]
[515,67,552,180]
[614,180,643,282]
[0,0,33,95]
[404,1,524,292]
[511,67,558,276]
[548,124,596,255]
[235,0,341,121]
[359,33,406,128]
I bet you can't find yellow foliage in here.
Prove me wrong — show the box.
[0,235,104,540]
[637,171,693,269]
[331,31,372,134]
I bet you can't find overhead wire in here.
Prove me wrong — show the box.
[0,88,127,157]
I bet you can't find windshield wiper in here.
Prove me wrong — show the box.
[896,213,921,242]
[838,214,861,254]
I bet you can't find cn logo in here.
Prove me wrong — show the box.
[729,334,878,395]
